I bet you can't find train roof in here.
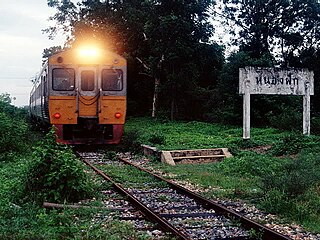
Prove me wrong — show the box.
[48,48,126,66]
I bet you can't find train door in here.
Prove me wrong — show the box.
[77,67,99,117]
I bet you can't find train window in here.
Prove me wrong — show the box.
[81,70,95,91]
[52,68,75,91]
[102,69,123,91]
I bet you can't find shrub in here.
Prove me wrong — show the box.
[148,132,166,145]
[0,112,29,158]
[269,133,306,156]
[311,116,320,135]
[260,189,294,214]
[260,152,320,198]
[234,138,262,149]
[24,129,93,204]
[120,130,142,153]
[266,104,302,131]
[219,151,286,178]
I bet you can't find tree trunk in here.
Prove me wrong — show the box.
[152,77,160,118]
[170,84,177,121]
[170,97,175,121]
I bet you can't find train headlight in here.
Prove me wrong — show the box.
[115,112,121,119]
[78,47,99,58]
[53,113,61,119]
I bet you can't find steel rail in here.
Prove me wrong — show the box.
[80,157,190,240]
[118,157,291,240]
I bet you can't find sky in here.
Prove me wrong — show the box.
[0,0,65,106]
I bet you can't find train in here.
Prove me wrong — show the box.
[29,46,127,144]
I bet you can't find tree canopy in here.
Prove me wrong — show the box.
[219,0,320,66]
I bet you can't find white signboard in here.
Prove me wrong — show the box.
[239,67,314,95]
[239,67,314,139]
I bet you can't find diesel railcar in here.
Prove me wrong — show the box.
[29,46,127,144]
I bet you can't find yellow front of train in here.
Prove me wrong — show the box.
[48,46,127,144]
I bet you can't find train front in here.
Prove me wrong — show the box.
[48,47,127,144]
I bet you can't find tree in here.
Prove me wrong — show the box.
[0,93,11,104]
[42,46,63,59]
[218,0,320,66]
[139,0,216,119]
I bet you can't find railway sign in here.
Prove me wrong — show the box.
[239,67,314,139]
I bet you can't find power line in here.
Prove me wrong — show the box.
[0,77,29,79]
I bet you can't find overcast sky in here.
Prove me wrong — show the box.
[0,1,65,106]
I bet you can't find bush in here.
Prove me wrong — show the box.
[148,132,166,145]
[120,130,142,153]
[0,112,29,157]
[24,129,93,204]
[261,152,320,198]
[311,116,320,135]
[266,105,302,131]
[260,189,294,214]
[218,151,286,178]
[270,133,306,156]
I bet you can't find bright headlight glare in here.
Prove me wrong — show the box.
[78,47,99,57]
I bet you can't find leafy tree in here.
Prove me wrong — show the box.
[138,0,218,119]
[0,93,29,158]
[210,0,320,129]
[0,93,11,104]
[219,0,320,66]
[42,46,63,58]
[0,93,15,116]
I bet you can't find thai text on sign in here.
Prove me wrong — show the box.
[239,67,314,95]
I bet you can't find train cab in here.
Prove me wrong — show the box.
[30,46,127,144]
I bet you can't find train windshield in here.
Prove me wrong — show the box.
[81,70,95,91]
[101,69,123,91]
[52,68,75,91]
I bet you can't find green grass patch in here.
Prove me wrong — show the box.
[98,163,167,189]
[124,117,295,151]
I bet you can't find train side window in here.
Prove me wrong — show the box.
[81,70,95,91]
[52,68,75,91]
[43,76,47,97]
[102,69,123,91]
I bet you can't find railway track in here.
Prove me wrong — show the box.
[76,151,291,240]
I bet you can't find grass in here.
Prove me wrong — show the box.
[124,117,320,233]
[98,163,168,189]
[124,117,289,150]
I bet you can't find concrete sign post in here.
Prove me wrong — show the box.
[303,81,311,135]
[243,80,251,139]
[239,67,314,139]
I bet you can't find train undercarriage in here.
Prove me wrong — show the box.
[54,118,124,144]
